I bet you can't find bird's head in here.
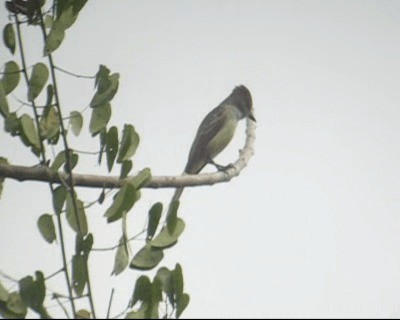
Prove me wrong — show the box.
[232,85,256,122]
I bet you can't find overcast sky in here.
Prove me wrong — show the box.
[1,0,400,318]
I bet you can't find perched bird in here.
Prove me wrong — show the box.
[169,85,255,212]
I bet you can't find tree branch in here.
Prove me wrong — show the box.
[0,120,256,189]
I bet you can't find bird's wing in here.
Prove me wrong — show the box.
[184,106,228,174]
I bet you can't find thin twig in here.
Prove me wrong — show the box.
[45,267,65,281]
[53,294,70,319]
[106,288,115,319]
[0,269,18,283]
[71,148,103,156]
[92,229,147,252]
[54,65,95,79]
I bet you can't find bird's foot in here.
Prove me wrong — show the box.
[209,158,235,173]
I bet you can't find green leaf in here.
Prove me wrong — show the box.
[50,150,67,172]
[3,24,15,54]
[28,63,49,101]
[130,244,164,271]
[71,0,88,16]
[155,267,174,305]
[90,73,119,108]
[130,276,151,308]
[98,188,105,204]
[75,309,91,319]
[40,107,59,140]
[98,130,106,165]
[52,185,66,214]
[4,112,20,136]
[19,271,48,318]
[43,14,53,28]
[129,168,151,189]
[75,233,93,256]
[0,81,10,118]
[117,124,140,163]
[5,292,27,317]
[120,160,132,179]
[150,218,185,249]
[94,65,110,89]
[57,6,77,29]
[173,264,184,303]
[69,111,83,136]
[76,309,91,319]
[2,61,20,94]
[52,151,67,171]
[45,84,54,109]
[106,126,118,172]
[167,200,179,234]
[150,279,162,318]
[37,214,56,244]
[176,293,190,318]
[65,152,79,172]
[66,193,88,235]
[20,114,41,152]
[147,203,162,241]
[104,181,139,223]
[112,236,129,276]
[0,281,9,302]
[89,102,111,136]
[72,254,87,296]
[125,304,148,319]
[44,23,65,55]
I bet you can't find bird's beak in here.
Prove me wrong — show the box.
[248,111,256,122]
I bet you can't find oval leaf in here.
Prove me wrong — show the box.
[69,111,83,136]
[76,309,91,319]
[90,73,119,108]
[117,124,140,163]
[147,203,162,240]
[130,275,151,308]
[72,254,87,296]
[40,107,59,140]
[119,160,132,179]
[3,23,15,54]
[150,218,185,249]
[44,24,65,55]
[19,272,46,316]
[89,102,111,136]
[52,185,66,214]
[176,293,190,318]
[106,126,118,172]
[112,236,129,276]
[104,181,139,223]
[129,168,151,189]
[0,82,9,118]
[173,264,184,302]
[28,63,49,101]
[2,61,20,94]
[155,267,174,304]
[66,194,88,235]
[37,214,56,244]
[20,114,40,151]
[130,245,164,271]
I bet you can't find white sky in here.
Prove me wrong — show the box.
[1,0,400,318]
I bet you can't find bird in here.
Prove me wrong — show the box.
[168,85,255,216]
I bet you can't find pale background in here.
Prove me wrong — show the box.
[1,0,400,318]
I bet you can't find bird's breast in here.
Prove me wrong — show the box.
[207,119,238,159]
